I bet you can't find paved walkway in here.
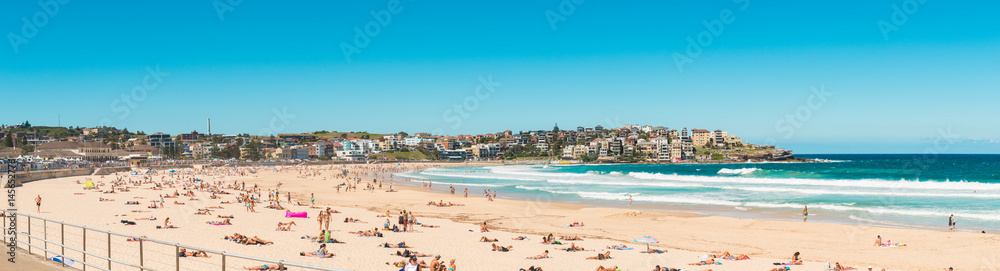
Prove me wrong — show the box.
[0,249,67,271]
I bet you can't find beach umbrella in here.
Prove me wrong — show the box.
[634,236,659,251]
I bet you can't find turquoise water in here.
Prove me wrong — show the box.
[399,154,1000,232]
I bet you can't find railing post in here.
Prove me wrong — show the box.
[175,243,180,271]
[83,228,87,271]
[221,251,226,271]
[43,219,47,258]
[61,223,65,268]
[139,237,144,267]
[107,231,112,270]
[26,216,31,255]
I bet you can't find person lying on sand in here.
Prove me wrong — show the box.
[299,244,335,258]
[526,250,549,259]
[689,259,715,265]
[607,244,629,249]
[586,251,611,260]
[568,221,584,227]
[218,215,235,218]
[126,236,148,242]
[395,249,428,258]
[300,234,344,243]
[207,218,232,225]
[642,248,666,254]
[480,236,498,242]
[226,233,273,245]
[196,209,213,215]
[559,242,584,252]
[266,202,284,210]
[833,262,856,271]
[344,217,364,223]
[513,236,528,240]
[560,235,582,241]
[125,201,140,205]
[276,221,296,231]
[242,264,286,270]
[491,244,512,252]
[710,251,750,260]
[595,265,617,271]
[174,201,184,205]
[420,224,439,228]
[99,198,115,201]
[178,248,210,258]
[381,241,410,248]
[520,266,543,271]
[350,229,382,237]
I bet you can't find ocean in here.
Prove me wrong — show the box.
[398,154,1000,232]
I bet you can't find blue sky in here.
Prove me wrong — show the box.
[1,1,999,153]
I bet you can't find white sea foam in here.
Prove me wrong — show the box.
[629,172,1000,191]
[428,181,510,188]
[717,168,760,175]
[717,186,1000,199]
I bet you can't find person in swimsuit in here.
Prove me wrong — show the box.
[178,248,210,258]
[803,205,808,222]
[526,250,549,259]
[35,195,42,213]
[491,243,512,252]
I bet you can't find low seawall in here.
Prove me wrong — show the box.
[11,166,131,186]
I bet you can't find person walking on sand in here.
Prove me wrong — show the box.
[35,195,42,212]
[629,195,632,207]
[949,214,956,230]
[803,205,808,222]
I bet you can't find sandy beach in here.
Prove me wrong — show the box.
[6,163,997,271]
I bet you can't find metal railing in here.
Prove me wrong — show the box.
[1,211,351,271]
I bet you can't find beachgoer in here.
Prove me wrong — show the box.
[803,205,808,222]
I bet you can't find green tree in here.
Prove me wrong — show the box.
[244,140,263,161]
[2,133,12,148]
